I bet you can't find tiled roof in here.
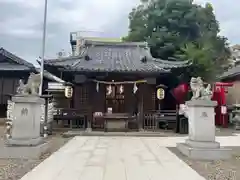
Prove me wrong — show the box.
[0,48,35,70]
[0,63,32,71]
[45,40,189,73]
[35,68,67,84]
[220,65,240,80]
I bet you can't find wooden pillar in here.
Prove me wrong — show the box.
[86,82,94,131]
[138,84,144,131]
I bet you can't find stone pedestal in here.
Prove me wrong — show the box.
[85,128,92,132]
[2,95,49,159]
[0,140,49,159]
[177,99,231,160]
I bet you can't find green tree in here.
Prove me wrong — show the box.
[124,0,230,81]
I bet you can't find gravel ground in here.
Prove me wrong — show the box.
[169,147,240,180]
[168,127,240,180]
[0,126,71,180]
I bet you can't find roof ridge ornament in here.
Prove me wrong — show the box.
[84,55,91,61]
[71,46,89,67]
[140,56,147,63]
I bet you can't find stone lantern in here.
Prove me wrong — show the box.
[232,104,240,130]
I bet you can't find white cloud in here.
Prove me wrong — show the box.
[0,0,139,62]
[194,0,240,44]
[6,29,40,37]
[0,0,138,37]
[0,0,43,8]
[0,16,41,38]
[47,0,138,32]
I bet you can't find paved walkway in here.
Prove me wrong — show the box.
[21,135,240,180]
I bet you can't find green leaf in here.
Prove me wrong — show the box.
[124,0,230,81]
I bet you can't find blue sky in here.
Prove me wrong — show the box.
[0,0,239,65]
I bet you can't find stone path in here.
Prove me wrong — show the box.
[20,135,240,180]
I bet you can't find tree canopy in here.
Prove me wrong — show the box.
[124,0,230,81]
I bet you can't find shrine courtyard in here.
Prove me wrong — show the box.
[17,132,240,180]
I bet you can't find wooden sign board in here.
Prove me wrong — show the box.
[48,82,65,90]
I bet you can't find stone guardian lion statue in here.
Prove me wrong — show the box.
[190,77,212,100]
[16,73,41,95]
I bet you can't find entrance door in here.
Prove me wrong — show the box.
[105,85,125,113]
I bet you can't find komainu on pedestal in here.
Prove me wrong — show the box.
[16,72,41,95]
[190,77,212,100]
[1,73,49,159]
[177,77,232,160]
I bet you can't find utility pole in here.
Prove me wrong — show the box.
[39,0,48,96]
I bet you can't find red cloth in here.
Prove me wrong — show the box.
[171,83,189,104]
[212,83,233,128]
